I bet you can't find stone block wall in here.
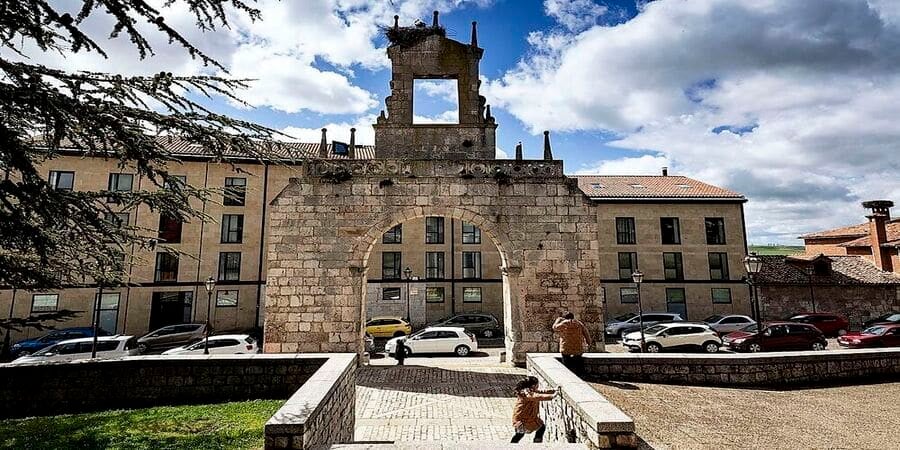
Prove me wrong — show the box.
[527,354,637,449]
[0,354,348,420]
[582,349,900,387]
[759,284,899,328]
[265,354,357,449]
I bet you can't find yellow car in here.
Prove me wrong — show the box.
[366,317,412,338]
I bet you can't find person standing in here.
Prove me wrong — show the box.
[552,312,592,375]
[394,336,407,366]
[510,376,556,443]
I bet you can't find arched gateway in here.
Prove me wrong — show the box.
[263,17,602,363]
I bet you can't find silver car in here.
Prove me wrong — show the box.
[605,312,684,337]
[703,314,756,334]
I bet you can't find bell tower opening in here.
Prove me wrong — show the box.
[413,79,460,124]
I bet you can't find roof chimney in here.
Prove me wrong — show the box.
[662,166,668,176]
[349,128,357,160]
[432,11,439,27]
[471,21,478,47]
[863,200,894,272]
[318,128,328,158]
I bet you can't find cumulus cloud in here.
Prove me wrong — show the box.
[544,0,608,32]
[574,155,669,175]
[486,0,900,244]
[281,114,378,145]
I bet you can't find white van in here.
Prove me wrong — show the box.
[9,335,139,365]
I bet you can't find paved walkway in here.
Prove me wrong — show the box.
[355,349,527,443]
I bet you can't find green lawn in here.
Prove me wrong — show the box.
[0,400,283,450]
[749,245,805,256]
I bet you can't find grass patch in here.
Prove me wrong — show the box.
[749,245,804,256]
[0,400,283,450]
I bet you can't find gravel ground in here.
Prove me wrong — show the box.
[593,381,900,450]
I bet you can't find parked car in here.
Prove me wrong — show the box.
[622,323,722,353]
[9,335,138,365]
[365,317,411,338]
[703,315,756,334]
[162,334,258,355]
[10,327,110,358]
[837,324,900,348]
[723,322,827,352]
[136,323,207,353]
[605,312,684,337]
[862,311,900,328]
[385,327,478,357]
[429,313,501,338]
[785,313,849,337]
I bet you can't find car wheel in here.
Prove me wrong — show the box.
[836,329,847,337]
[393,331,406,338]
[702,341,720,353]
[748,343,762,353]
[482,329,495,339]
[811,341,826,351]
[454,345,471,357]
[645,342,662,353]
[403,346,413,356]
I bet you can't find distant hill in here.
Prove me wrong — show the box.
[749,245,804,256]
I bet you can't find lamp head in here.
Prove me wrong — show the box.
[205,276,216,293]
[631,271,644,284]
[743,252,762,275]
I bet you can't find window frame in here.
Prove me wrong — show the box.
[711,288,732,304]
[615,217,636,245]
[154,252,179,282]
[49,170,75,191]
[223,177,247,206]
[382,287,402,301]
[617,252,638,280]
[425,216,445,244]
[157,213,183,244]
[382,252,402,280]
[220,214,244,244]
[708,252,730,280]
[705,217,726,245]
[106,173,134,203]
[31,294,59,313]
[215,290,239,307]
[663,252,684,281]
[218,252,242,281]
[462,287,483,303]
[382,224,402,244]
[462,251,482,279]
[620,287,638,304]
[425,252,445,279]
[425,286,445,303]
[461,222,482,244]
[95,292,121,334]
[660,217,681,245]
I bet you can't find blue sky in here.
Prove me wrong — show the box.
[11,0,900,245]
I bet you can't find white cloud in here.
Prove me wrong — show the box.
[544,0,608,32]
[487,0,900,244]
[496,147,510,159]
[413,109,460,124]
[574,155,668,175]
[281,114,377,145]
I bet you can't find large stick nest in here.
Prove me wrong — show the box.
[383,25,446,48]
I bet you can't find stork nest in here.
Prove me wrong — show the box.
[383,25,446,48]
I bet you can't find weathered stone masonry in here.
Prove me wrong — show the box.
[264,159,603,363]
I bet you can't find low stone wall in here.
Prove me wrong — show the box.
[265,353,356,449]
[583,349,900,386]
[527,354,636,449]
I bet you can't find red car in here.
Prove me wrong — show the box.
[723,322,827,352]
[785,313,849,337]
[837,324,900,348]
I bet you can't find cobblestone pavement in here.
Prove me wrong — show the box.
[355,353,526,443]
[593,380,900,450]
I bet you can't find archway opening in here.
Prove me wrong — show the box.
[359,211,515,360]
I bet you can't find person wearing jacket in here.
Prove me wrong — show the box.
[552,312,592,374]
[510,376,557,443]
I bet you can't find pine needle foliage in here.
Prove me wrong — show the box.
[0,1,282,290]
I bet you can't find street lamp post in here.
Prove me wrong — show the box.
[204,276,216,355]
[743,253,763,326]
[403,266,413,323]
[91,282,103,358]
[631,271,645,352]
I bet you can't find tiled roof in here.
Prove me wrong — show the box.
[799,218,900,240]
[756,255,900,285]
[573,175,745,200]
[837,221,900,248]
[49,136,376,160]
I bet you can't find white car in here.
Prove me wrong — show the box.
[703,314,756,333]
[9,335,139,365]
[385,327,478,356]
[622,323,721,353]
[162,334,258,355]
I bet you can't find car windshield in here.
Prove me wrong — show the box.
[861,326,887,336]
[644,325,668,335]
[704,315,723,323]
[32,344,59,356]
[613,313,636,322]
[885,314,900,322]
[740,323,759,333]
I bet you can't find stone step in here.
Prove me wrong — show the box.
[317,443,589,450]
